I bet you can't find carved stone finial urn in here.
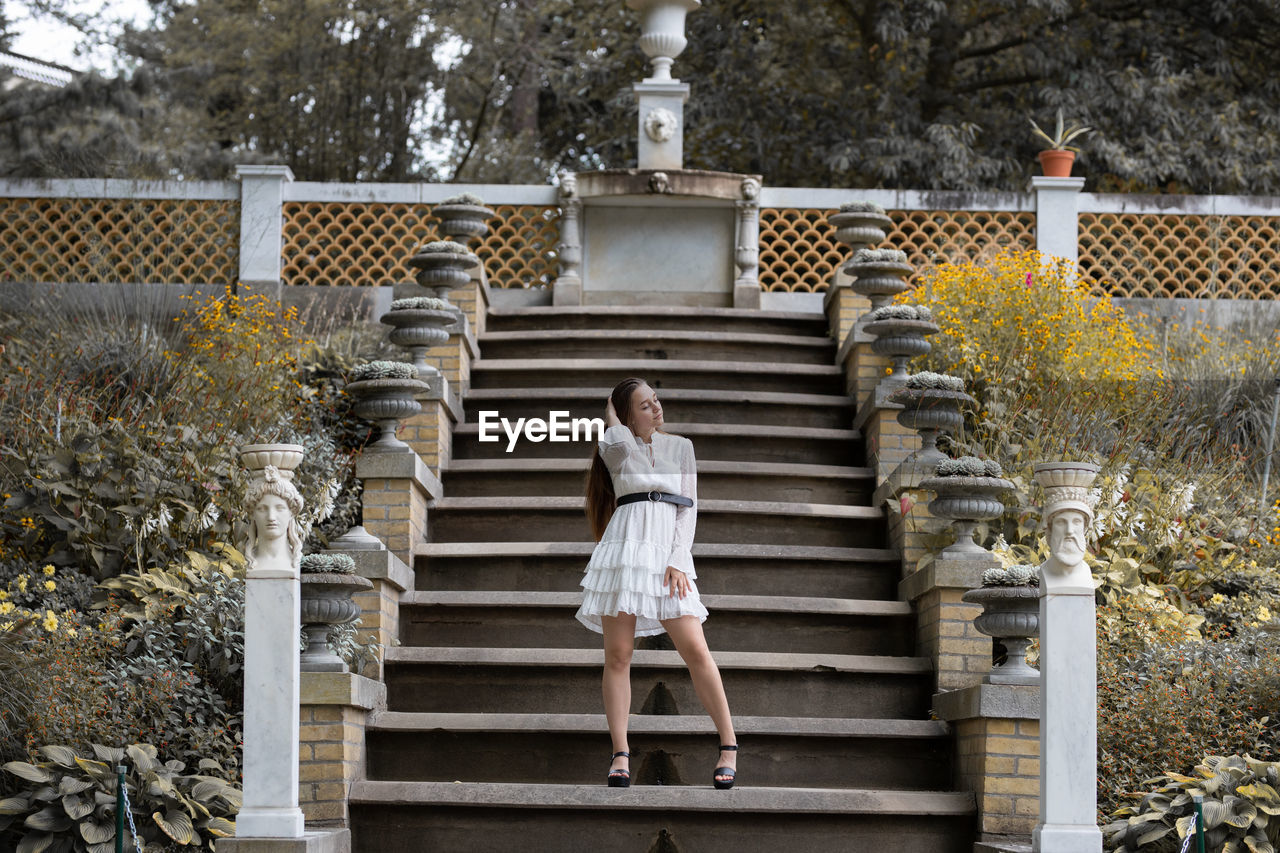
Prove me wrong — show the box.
[626,0,701,81]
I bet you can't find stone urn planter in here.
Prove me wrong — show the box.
[345,361,427,452]
[380,296,455,377]
[829,201,893,255]
[863,305,940,382]
[408,240,480,301]
[889,372,975,469]
[299,554,372,672]
[626,0,701,81]
[238,443,304,480]
[920,457,1014,557]
[844,247,913,310]
[962,565,1041,685]
[431,193,496,246]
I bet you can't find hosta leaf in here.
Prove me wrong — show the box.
[62,792,93,820]
[15,831,55,853]
[0,815,12,832]
[24,805,72,831]
[79,817,115,844]
[36,745,79,768]
[0,795,32,815]
[3,762,53,784]
[1203,799,1232,829]
[196,759,221,772]
[126,744,159,773]
[1177,814,1197,838]
[73,758,113,784]
[203,816,235,837]
[58,776,94,796]
[87,843,115,853]
[1137,826,1171,845]
[153,807,195,844]
[1242,783,1280,802]
[30,786,58,803]
[1245,834,1276,853]
[90,745,124,765]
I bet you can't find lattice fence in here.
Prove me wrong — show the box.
[0,197,238,284]
[281,202,559,288]
[758,208,1036,292]
[1079,213,1280,299]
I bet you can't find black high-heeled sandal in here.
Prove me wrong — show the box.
[607,751,631,787]
[713,744,738,790]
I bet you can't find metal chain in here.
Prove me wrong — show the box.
[119,770,140,852]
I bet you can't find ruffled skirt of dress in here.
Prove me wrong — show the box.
[576,503,708,637]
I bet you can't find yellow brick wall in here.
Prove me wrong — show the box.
[352,579,400,676]
[862,407,921,487]
[824,286,871,347]
[918,587,989,691]
[403,399,452,475]
[955,717,1041,837]
[360,476,428,566]
[299,705,368,826]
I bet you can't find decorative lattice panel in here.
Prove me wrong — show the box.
[0,197,238,284]
[281,202,560,288]
[1079,213,1280,299]
[758,208,1035,292]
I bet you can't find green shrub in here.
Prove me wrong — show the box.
[0,742,239,852]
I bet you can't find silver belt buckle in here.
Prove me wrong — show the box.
[647,490,661,502]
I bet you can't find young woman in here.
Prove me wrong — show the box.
[577,377,739,789]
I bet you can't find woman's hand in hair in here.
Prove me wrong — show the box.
[664,566,689,600]
[605,396,621,428]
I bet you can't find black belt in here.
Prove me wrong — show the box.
[617,491,693,508]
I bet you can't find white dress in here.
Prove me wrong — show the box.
[576,424,708,637]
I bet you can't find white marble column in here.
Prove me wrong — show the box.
[1030,176,1085,266]
[1033,462,1102,853]
[552,173,583,306]
[236,165,294,293]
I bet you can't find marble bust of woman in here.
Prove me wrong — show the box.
[243,466,304,576]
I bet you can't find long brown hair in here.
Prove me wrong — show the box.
[585,377,647,541]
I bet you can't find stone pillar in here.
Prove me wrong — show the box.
[1032,462,1102,853]
[733,179,761,309]
[356,450,440,569]
[935,684,1041,845]
[400,375,461,478]
[299,672,385,828]
[553,175,583,306]
[325,532,414,677]
[235,165,293,297]
[635,80,691,169]
[1030,176,1085,265]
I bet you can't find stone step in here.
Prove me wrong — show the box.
[441,458,874,503]
[477,329,836,365]
[382,648,932,719]
[399,591,913,655]
[484,305,830,337]
[364,713,951,790]
[461,386,855,429]
[468,358,845,395]
[415,542,901,600]
[451,421,863,465]
[349,781,975,853]
[425,496,885,548]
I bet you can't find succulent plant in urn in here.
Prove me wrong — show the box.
[845,247,913,310]
[345,360,426,452]
[829,201,893,255]
[863,304,941,381]
[408,239,480,301]
[380,296,455,377]
[920,456,1014,558]
[299,553,372,672]
[431,193,496,245]
[962,563,1040,684]
[889,372,976,469]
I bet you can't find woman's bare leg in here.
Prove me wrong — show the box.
[661,615,737,782]
[601,613,637,775]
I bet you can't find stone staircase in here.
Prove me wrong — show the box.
[347,306,975,851]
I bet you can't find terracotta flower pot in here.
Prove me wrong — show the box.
[1037,149,1076,178]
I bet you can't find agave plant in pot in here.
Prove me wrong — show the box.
[380,296,455,377]
[299,553,372,671]
[962,564,1040,685]
[889,372,975,469]
[345,360,426,452]
[920,456,1014,558]
[1029,108,1092,178]
[863,304,940,382]
[431,192,496,245]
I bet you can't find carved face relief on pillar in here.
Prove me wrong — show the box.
[558,171,578,199]
[244,466,305,574]
[740,177,761,200]
[1046,510,1088,572]
[644,107,678,143]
